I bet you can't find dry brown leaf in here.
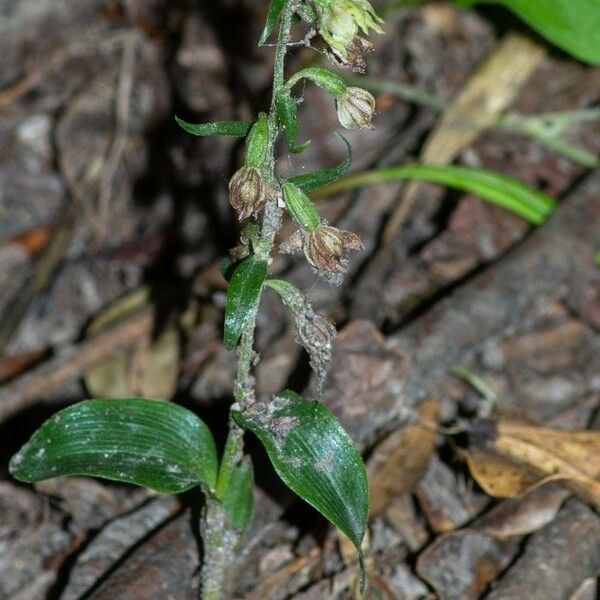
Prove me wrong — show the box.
[367,399,439,516]
[6,226,53,256]
[84,288,180,399]
[465,420,600,510]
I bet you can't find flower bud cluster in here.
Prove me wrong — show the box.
[317,0,383,71]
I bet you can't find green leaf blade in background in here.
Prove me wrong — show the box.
[9,398,219,494]
[233,390,369,559]
[224,256,268,349]
[289,134,352,192]
[223,460,255,531]
[314,164,557,224]
[456,0,600,64]
[175,117,252,137]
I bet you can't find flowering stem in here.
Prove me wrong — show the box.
[198,3,296,598]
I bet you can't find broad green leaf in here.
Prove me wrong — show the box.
[223,460,254,531]
[314,164,556,224]
[289,134,352,192]
[175,117,252,137]
[259,0,288,45]
[456,0,600,64]
[10,398,218,493]
[233,391,369,563]
[224,256,268,349]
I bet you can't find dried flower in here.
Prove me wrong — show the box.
[304,225,364,273]
[228,166,267,220]
[294,308,337,386]
[336,87,376,130]
[318,0,383,65]
[329,36,374,72]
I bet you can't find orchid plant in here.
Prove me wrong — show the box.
[9,0,384,597]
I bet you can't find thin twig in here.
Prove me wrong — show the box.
[97,35,137,233]
[0,307,154,423]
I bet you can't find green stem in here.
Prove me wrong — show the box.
[198,4,296,598]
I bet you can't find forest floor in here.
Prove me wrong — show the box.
[0,0,599,598]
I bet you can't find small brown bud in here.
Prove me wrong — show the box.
[228,166,267,220]
[336,86,375,130]
[304,225,364,273]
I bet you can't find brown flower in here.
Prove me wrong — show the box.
[329,36,374,72]
[228,166,266,220]
[304,225,364,273]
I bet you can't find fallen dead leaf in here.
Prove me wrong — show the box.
[6,226,53,257]
[465,419,600,510]
[367,399,440,516]
[84,288,180,399]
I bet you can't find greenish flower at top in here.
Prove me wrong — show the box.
[315,0,383,69]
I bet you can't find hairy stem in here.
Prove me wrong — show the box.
[199,4,296,599]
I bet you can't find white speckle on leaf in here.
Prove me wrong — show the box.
[35,448,46,459]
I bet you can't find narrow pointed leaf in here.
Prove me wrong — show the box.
[289,134,352,192]
[314,164,556,224]
[224,256,268,349]
[259,0,288,46]
[9,398,218,493]
[276,93,309,154]
[175,117,252,137]
[233,390,369,558]
[223,460,254,531]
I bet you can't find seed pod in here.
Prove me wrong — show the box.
[336,87,375,130]
[229,166,267,220]
[282,182,321,231]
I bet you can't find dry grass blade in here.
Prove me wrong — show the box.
[383,31,547,242]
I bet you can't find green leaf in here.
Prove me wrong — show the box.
[233,390,369,563]
[259,0,288,45]
[315,164,556,224]
[455,0,600,64]
[224,256,268,349]
[223,460,254,531]
[289,134,352,192]
[9,398,218,494]
[175,117,252,137]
